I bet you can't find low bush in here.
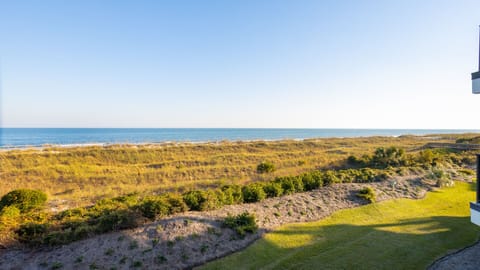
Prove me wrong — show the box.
[165,194,188,214]
[356,168,377,182]
[458,169,475,176]
[371,147,406,168]
[276,177,295,195]
[0,189,47,213]
[16,222,49,245]
[427,169,455,188]
[301,172,323,191]
[346,155,369,167]
[95,209,138,233]
[223,212,258,237]
[322,171,339,186]
[456,136,480,144]
[183,190,206,211]
[263,182,283,198]
[426,169,449,180]
[56,208,86,220]
[182,190,222,211]
[242,183,266,203]
[356,187,376,203]
[221,185,243,205]
[0,205,21,227]
[0,205,21,219]
[436,178,455,188]
[199,189,223,210]
[257,161,275,174]
[139,197,170,219]
[276,176,304,195]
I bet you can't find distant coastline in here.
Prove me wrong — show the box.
[1,128,479,149]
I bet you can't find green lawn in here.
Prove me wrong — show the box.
[200,182,480,270]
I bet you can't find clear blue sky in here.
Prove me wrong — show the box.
[1,0,479,128]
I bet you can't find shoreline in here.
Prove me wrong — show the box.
[2,129,479,151]
[1,132,476,152]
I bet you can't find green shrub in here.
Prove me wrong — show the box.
[50,262,63,270]
[16,222,49,244]
[436,178,455,188]
[72,224,95,240]
[183,190,204,211]
[242,183,266,203]
[340,169,362,183]
[42,230,77,246]
[275,176,303,194]
[356,187,376,203]
[263,182,283,198]
[427,169,449,180]
[221,185,243,205]
[276,177,295,195]
[139,197,170,219]
[110,193,139,207]
[257,161,275,174]
[417,150,436,166]
[223,212,258,237]
[165,194,188,214]
[90,198,129,214]
[182,190,222,211]
[427,169,454,188]
[456,136,480,144]
[0,205,21,227]
[0,205,21,219]
[291,176,304,192]
[213,189,227,206]
[301,172,322,191]
[200,189,223,210]
[0,189,47,213]
[95,209,138,233]
[356,168,377,182]
[371,147,406,168]
[322,171,339,186]
[461,156,477,166]
[375,171,391,181]
[56,208,86,220]
[458,169,475,176]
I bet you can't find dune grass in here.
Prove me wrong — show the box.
[200,182,480,270]
[0,136,446,206]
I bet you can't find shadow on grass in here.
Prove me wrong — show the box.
[467,181,477,192]
[214,215,480,270]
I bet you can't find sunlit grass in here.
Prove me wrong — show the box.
[1,136,449,206]
[200,182,480,270]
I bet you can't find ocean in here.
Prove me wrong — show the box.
[1,128,478,148]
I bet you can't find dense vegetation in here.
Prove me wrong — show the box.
[0,189,47,213]
[0,134,478,247]
[2,135,469,207]
[1,143,476,247]
[356,187,376,203]
[223,212,258,238]
[256,161,275,174]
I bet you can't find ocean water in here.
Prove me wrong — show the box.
[0,128,478,148]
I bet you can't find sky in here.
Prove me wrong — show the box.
[0,0,479,129]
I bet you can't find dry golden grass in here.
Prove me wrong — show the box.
[0,134,471,208]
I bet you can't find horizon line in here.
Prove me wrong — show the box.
[1,127,480,130]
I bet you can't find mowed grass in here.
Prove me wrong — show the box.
[200,182,480,270]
